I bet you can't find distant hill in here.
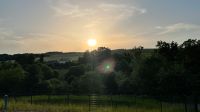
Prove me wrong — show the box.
[0,49,155,62]
[43,49,155,62]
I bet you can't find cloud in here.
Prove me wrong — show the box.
[0,19,24,40]
[51,4,95,17]
[0,18,4,23]
[48,0,146,20]
[0,27,28,41]
[156,23,200,35]
[0,24,54,41]
[49,0,147,17]
[48,0,95,17]
[0,26,23,53]
[99,3,146,19]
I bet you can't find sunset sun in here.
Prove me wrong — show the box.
[87,39,97,47]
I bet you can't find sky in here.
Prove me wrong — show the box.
[0,0,200,54]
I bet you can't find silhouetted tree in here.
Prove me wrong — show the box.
[0,62,25,94]
[104,72,118,94]
[13,54,36,65]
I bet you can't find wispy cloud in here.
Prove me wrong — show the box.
[48,0,146,28]
[0,19,23,40]
[49,0,146,18]
[0,27,20,40]
[156,23,200,35]
[48,0,95,17]
[99,3,146,19]
[0,25,23,53]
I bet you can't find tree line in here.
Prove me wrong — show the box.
[0,39,199,96]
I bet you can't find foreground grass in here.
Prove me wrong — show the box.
[1,102,185,112]
[0,95,186,112]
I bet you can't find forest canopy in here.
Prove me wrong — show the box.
[0,39,199,96]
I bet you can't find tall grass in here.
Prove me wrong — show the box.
[0,95,186,112]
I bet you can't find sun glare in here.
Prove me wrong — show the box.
[87,39,97,47]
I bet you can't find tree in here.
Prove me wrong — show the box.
[13,54,36,65]
[44,78,63,94]
[158,64,187,95]
[135,56,162,95]
[156,41,179,61]
[24,64,43,91]
[0,54,12,61]
[24,63,59,93]
[0,62,25,94]
[79,71,104,94]
[180,39,200,95]
[65,65,85,93]
[41,64,58,80]
[65,65,85,79]
[79,50,91,64]
[96,47,112,63]
[104,72,118,94]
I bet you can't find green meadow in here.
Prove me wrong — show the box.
[0,95,186,112]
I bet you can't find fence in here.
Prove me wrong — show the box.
[0,92,199,112]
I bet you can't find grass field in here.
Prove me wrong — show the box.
[0,95,187,112]
[44,52,83,62]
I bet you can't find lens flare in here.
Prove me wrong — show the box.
[98,58,115,74]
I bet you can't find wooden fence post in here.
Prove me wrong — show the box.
[160,97,163,112]
[184,96,187,112]
[3,95,8,112]
[194,95,198,112]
